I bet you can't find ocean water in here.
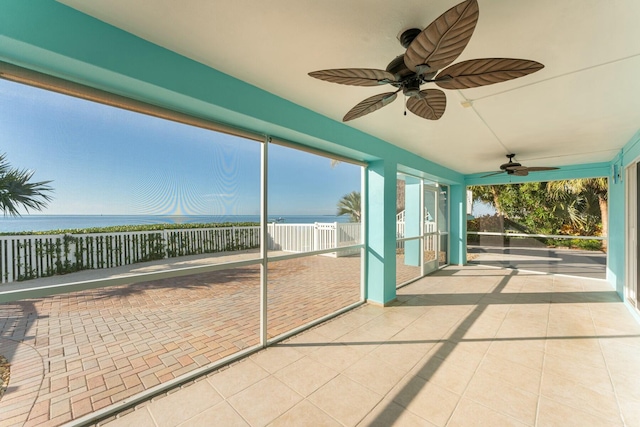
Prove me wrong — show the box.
[0,215,349,233]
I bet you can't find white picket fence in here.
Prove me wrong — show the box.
[0,222,363,283]
[267,222,361,254]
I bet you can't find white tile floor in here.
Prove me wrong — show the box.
[103,265,640,426]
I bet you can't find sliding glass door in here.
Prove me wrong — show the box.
[396,174,449,287]
[396,174,422,285]
[423,185,439,275]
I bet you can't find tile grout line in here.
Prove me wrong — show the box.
[585,282,626,426]
[446,273,525,426]
[537,276,625,426]
[533,274,554,427]
[351,294,450,425]
[377,273,497,424]
[146,406,159,427]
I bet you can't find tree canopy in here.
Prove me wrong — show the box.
[470,178,607,237]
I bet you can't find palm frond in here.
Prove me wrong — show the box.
[0,153,54,216]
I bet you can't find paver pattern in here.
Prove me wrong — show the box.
[0,253,389,426]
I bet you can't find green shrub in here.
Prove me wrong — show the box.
[0,222,260,236]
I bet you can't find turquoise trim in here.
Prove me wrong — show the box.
[620,129,640,164]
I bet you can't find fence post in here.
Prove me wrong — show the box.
[231,225,236,250]
[163,229,168,259]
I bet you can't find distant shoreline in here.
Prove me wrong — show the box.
[0,214,350,234]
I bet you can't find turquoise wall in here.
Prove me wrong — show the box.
[608,130,640,297]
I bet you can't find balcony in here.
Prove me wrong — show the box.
[3,262,639,426]
[105,265,639,426]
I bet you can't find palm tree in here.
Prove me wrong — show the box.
[546,177,608,247]
[0,153,53,216]
[337,191,361,222]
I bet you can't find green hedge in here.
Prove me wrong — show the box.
[0,222,260,236]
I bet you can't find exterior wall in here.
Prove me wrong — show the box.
[609,130,640,297]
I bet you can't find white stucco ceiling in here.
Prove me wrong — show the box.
[58,0,640,175]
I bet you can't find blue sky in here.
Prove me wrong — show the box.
[0,79,361,216]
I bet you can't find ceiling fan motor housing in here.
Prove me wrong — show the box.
[403,79,421,97]
[386,55,413,80]
[500,154,520,170]
[399,28,422,48]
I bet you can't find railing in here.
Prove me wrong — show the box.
[268,223,314,252]
[467,231,608,249]
[467,231,606,241]
[396,221,437,249]
[466,231,607,278]
[0,222,364,283]
[467,231,606,251]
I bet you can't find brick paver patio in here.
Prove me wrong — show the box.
[0,251,407,426]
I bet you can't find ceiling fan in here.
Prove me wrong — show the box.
[308,0,544,121]
[481,154,559,178]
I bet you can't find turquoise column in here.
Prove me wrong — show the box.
[404,176,421,266]
[366,160,397,304]
[608,174,625,297]
[449,184,467,265]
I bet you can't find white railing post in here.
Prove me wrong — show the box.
[313,223,320,251]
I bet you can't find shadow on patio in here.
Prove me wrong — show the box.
[468,244,606,279]
[94,264,640,427]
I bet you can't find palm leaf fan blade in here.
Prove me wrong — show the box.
[406,89,447,120]
[435,58,544,90]
[308,68,396,86]
[343,92,398,121]
[404,0,479,72]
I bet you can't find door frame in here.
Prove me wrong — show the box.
[423,183,440,276]
[626,159,639,309]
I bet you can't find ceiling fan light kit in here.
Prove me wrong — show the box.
[309,0,544,121]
